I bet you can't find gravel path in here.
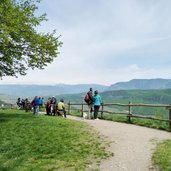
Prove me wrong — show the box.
[67,115,171,171]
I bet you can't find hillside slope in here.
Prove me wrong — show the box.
[1,78,171,97]
[108,78,171,90]
[57,89,171,105]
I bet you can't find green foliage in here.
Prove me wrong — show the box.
[131,118,169,130]
[101,114,128,123]
[0,110,109,171]
[100,89,171,119]
[0,0,62,77]
[152,140,171,171]
[62,89,171,123]
[59,89,171,106]
[101,89,171,104]
[99,114,169,130]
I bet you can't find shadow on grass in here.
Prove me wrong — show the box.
[0,110,34,123]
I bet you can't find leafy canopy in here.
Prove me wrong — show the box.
[0,0,62,77]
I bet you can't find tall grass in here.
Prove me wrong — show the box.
[0,110,110,171]
[152,140,171,171]
[101,113,169,130]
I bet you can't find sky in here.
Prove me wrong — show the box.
[1,0,171,86]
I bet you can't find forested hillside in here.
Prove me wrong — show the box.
[57,89,171,118]
[57,89,171,105]
[1,88,171,109]
[101,89,171,104]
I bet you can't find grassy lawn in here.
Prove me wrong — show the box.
[101,114,170,131]
[152,140,171,171]
[0,110,110,171]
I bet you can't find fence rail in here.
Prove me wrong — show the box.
[67,101,171,129]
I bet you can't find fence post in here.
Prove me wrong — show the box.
[81,101,84,117]
[128,101,132,123]
[101,103,104,118]
[169,109,171,129]
[68,101,71,115]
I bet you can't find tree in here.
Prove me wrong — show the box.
[0,0,62,78]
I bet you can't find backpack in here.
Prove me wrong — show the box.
[84,93,90,103]
[31,100,35,106]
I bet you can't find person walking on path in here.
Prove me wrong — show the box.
[93,90,102,120]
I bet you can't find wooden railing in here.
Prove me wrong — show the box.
[67,101,171,129]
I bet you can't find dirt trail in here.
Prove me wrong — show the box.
[67,115,171,171]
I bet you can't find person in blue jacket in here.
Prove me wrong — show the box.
[93,90,102,120]
[31,96,40,115]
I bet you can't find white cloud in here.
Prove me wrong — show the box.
[1,0,171,85]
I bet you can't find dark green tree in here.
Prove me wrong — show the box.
[0,0,62,77]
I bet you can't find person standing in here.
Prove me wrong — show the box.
[31,96,39,115]
[16,97,22,109]
[46,97,51,115]
[93,90,102,120]
[84,88,93,119]
[38,97,44,111]
[51,96,57,115]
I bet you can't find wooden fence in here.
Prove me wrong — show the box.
[67,101,171,129]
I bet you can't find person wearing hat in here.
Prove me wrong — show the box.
[93,90,102,120]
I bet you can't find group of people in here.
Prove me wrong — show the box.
[17,97,44,113]
[31,96,44,114]
[85,88,102,120]
[17,96,66,118]
[45,96,66,118]
[17,88,102,119]
[17,97,28,110]
[17,97,32,112]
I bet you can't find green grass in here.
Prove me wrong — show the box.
[0,109,110,171]
[100,113,170,131]
[152,140,171,171]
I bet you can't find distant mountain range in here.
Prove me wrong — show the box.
[0,78,171,98]
[0,84,108,98]
[108,78,171,90]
